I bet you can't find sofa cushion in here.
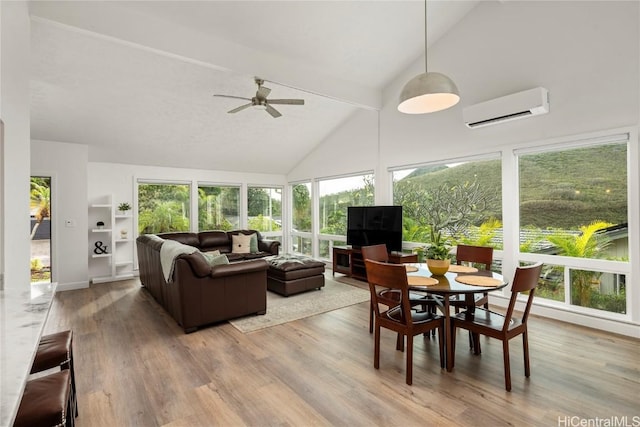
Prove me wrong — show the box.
[159,232,200,248]
[248,233,259,253]
[198,231,230,252]
[202,252,229,266]
[232,234,251,254]
[225,253,245,262]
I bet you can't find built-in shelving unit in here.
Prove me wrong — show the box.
[89,194,135,284]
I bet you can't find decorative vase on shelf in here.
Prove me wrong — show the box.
[120,229,128,239]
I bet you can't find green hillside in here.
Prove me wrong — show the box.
[397,144,627,229]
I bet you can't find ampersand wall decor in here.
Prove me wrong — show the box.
[94,241,108,255]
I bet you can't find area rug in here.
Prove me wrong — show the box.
[228,275,369,333]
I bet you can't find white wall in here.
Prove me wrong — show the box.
[0,1,31,288]
[31,140,89,290]
[287,109,379,182]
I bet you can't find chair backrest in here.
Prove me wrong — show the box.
[455,245,494,270]
[364,259,412,324]
[502,262,543,331]
[361,244,389,263]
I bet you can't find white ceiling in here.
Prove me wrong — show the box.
[29,1,479,174]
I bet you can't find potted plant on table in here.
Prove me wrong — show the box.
[425,229,452,275]
[117,202,131,215]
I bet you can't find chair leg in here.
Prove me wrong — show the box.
[523,329,531,378]
[369,301,374,333]
[396,333,404,352]
[374,325,381,370]
[406,334,413,385]
[437,326,445,369]
[483,292,489,310]
[473,333,482,355]
[450,324,457,369]
[503,339,512,391]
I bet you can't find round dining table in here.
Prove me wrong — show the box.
[405,263,508,372]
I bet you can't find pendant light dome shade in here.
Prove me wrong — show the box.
[398,72,460,114]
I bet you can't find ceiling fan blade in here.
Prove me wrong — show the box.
[257,86,271,99]
[265,104,282,118]
[213,94,252,101]
[228,103,252,114]
[267,99,305,105]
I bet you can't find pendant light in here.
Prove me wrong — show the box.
[398,0,460,114]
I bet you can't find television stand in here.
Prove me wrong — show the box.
[332,246,418,281]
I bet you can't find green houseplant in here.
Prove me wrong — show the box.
[426,229,452,275]
[117,202,132,215]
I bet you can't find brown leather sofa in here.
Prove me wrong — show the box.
[157,229,280,261]
[136,230,277,333]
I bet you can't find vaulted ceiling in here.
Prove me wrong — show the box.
[29,1,479,174]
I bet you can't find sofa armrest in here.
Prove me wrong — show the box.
[210,259,268,278]
[259,239,280,255]
[177,252,211,278]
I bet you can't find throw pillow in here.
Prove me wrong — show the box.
[231,234,251,254]
[248,233,259,253]
[202,252,229,266]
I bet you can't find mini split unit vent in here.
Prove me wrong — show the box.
[463,87,549,129]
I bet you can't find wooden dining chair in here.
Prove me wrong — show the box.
[451,262,543,391]
[361,244,430,334]
[364,259,444,385]
[361,244,393,333]
[450,244,494,311]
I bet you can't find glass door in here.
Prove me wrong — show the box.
[30,176,52,283]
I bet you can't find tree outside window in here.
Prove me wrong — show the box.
[138,183,190,234]
[318,174,374,257]
[247,186,282,233]
[292,182,312,255]
[392,159,502,250]
[198,185,239,231]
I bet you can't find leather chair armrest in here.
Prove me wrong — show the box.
[259,239,280,255]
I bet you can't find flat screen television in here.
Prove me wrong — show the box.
[347,206,403,252]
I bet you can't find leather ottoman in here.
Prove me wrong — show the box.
[266,254,325,296]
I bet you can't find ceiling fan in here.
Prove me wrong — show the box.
[213,77,305,118]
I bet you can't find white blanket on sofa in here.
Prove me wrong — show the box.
[160,239,198,282]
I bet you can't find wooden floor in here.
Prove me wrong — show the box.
[43,276,639,427]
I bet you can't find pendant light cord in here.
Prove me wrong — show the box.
[424,0,428,73]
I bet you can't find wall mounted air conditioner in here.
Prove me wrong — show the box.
[463,87,549,129]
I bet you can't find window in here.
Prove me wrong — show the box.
[392,158,502,250]
[318,173,374,258]
[517,138,629,313]
[138,182,190,234]
[198,185,240,231]
[247,186,282,236]
[291,182,312,255]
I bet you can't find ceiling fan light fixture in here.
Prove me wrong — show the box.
[398,72,460,114]
[398,0,460,114]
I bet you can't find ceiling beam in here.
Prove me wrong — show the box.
[28,1,381,110]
